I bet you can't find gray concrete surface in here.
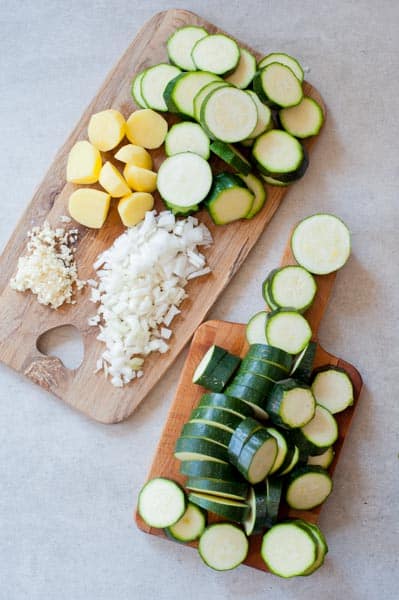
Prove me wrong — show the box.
[0,1,398,598]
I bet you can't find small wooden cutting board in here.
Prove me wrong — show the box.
[135,235,362,572]
[0,9,325,423]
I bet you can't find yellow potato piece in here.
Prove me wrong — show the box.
[114,144,153,169]
[126,109,168,149]
[123,164,157,192]
[118,192,155,227]
[66,140,102,184]
[99,162,131,197]
[68,189,110,229]
[88,109,126,151]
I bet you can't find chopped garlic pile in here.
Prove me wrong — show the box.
[10,221,84,309]
[90,210,213,387]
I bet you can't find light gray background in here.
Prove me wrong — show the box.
[1,1,398,599]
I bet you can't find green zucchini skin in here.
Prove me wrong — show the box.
[285,465,333,510]
[201,353,241,392]
[163,73,187,114]
[246,344,292,371]
[175,436,229,463]
[190,407,244,431]
[198,393,254,418]
[274,437,299,475]
[264,478,283,526]
[192,345,227,388]
[225,382,266,404]
[181,422,232,447]
[239,358,286,382]
[255,148,309,183]
[237,428,277,483]
[232,372,275,394]
[266,378,316,429]
[164,200,199,216]
[290,342,318,383]
[188,492,249,523]
[186,477,249,500]
[180,459,240,482]
[210,141,252,175]
[205,172,254,225]
[228,417,264,467]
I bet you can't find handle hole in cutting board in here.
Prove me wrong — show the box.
[36,325,84,370]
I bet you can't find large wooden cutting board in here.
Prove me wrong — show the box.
[135,236,363,572]
[0,9,325,424]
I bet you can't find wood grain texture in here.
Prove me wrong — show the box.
[135,237,363,573]
[0,9,325,424]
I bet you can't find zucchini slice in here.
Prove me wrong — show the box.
[296,521,328,575]
[246,343,292,371]
[265,478,283,525]
[311,367,354,414]
[193,345,227,386]
[140,63,181,112]
[291,214,351,275]
[164,71,221,118]
[279,96,324,138]
[278,444,300,476]
[182,422,232,447]
[189,492,249,523]
[165,122,210,160]
[193,349,241,392]
[186,477,249,501]
[266,379,316,429]
[131,71,147,108]
[167,25,208,71]
[193,81,230,121]
[267,266,317,312]
[253,62,303,108]
[307,446,335,469]
[233,371,275,392]
[245,91,273,140]
[192,34,240,75]
[198,393,254,419]
[163,201,199,216]
[258,52,304,82]
[293,405,338,456]
[198,523,249,570]
[165,503,206,542]
[225,382,266,404]
[175,436,229,463]
[225,47,256,88]
[137,477,186,528]
[243,486,263,536]
[252,129,308,182]
[246,311,268,345]
[157,152,212,209]
[261,521,317,578]
[190,406,244,431]
[286,466,333,510]
[180,459,239,482]
[228,417,264,467]
[290,341,317,383]
[261,174,290,187]
[210,141,252,175]
[240,358,287,382]
[201,86,258,142]
[237,428,278,484]
[267,428,288,474]
[266,309,312,355]
[239,172,267,219]
[205,172,254,225]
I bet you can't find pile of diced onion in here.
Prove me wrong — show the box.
[89,211,213,387]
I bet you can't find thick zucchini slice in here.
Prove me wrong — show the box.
[291,214,351,275]
[140,63,181,111]
[192,345,227,386]
[307,446,335,469]
[225,47,256,88]
[131,71,147,108]
[245,91,273,140]
[198,393,254,419]
[293,404,338,455]
[267,266,317,312]
[278,444,300,476]
[233,371,275,392]
[201,86,258,142]
[157,152,212,209]
[228,417,264,467]
[198,523,249,570]
[180,459,239,481]
[311,367,354,414]
[266,379,316,429]
[238,172,267,219]
[246,311,268,345]
[253,63,303,108]
[266,309,312,355]
[205,172,254,225]
[261,522,317,578]
[252,129,308,182]
[210,141,252,175]
[137,477,186,528]
[265,478,283,525]
[192,34,240,75]
[164,71,221,118]
[279,96,324,138]
[290,341,317,383]
[267,428,288,474]
[286,466,333,510]
[258,52,304,82]
[237,429,278,483]
[243,485,269,535]
[296,521,328,575]
[165,502,206,542]
[193,81,230,121]
[190,406,244,431]
[246,343,292,371]
[240,358,286,382]
[167,25,208,71]
[182,422,232,447]
[186,477,249,501]
[189,492,249,523]
[193,350,241,392]
[165,122,210,160]
[175,436,229,463]
[225,381,266,403]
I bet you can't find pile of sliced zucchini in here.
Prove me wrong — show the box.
[131,25,325,225]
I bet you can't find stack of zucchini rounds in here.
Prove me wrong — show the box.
[131,25,325,224]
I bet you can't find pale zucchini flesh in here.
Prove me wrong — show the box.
[225,47,256,88]
[266,310,312,355]
[286,466,333,510]
[246,311,268,345]
[261,522,317,578]
[138,477,186,528]
[254,62,303,108]
[199,523,249,571]
[140,63,181,111]
[311,367,354,414]
[279,96,324,138]
[165,122,210,160]
[192,34,240,75]
[165,502,206,542]
[201,86,258,143]
[258,52,304,82]
[157,152,212,208]
[167,25,208,71]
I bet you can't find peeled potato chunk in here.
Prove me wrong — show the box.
[118,192,154,227]
[88,109,126,151]
[126,109,168,149]
[68,189,110,229]
[123,164,157,192]
[114,144,153,169]
[99,162,131,197]
[66,140,102,184]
